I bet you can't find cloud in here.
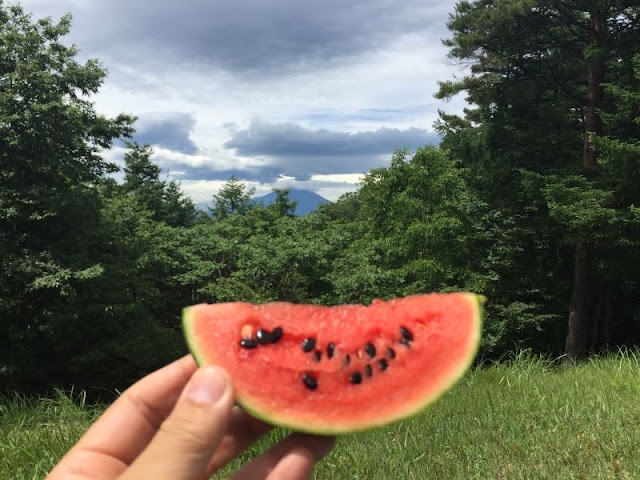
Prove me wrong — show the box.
[299,105,440,126]
[19,0,462,203]
[225,121,438,156]
[29,0,452,77]
[130,112,198,154]
[143,148,281,184]
[139,121,439,184]
[222,120,439,179]
[168,165,284,183]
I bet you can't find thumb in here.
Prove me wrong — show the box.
[121,365,234,480]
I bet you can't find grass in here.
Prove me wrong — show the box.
[0,389,102,480]
[2,351,639,479]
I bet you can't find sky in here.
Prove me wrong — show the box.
[17,0,466,203]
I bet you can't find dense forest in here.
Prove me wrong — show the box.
[1,1,639,394]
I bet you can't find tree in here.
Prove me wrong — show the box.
[315,191,361,222]
[329,147,487,304]
[582,53,640,347]
[269,188,298,217]
[0,4,135,389]
[121,142,196,227]
[208,175,256,220]
[437,0,640,357]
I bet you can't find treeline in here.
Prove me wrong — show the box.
[1,2,639,394]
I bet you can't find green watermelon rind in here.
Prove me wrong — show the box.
[182,293,484,435]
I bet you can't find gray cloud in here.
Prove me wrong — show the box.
[132,112,198,154]
[299,105,440,125]
[27,0,452,76]
[164,165,283,184]
[19,0,455,190]
[225,121,438,157]
[148,121,439,183]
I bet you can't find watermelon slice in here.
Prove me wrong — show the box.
[182,293,483,434]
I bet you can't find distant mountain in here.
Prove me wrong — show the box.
[253,189,331,216]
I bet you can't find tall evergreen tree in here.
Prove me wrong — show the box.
[437,0,640,357]
[121,142,196,227]
[269,188,298,217]
[208,175,256,219]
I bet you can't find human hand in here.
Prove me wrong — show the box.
[47,356,335,480]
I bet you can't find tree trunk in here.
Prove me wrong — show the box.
[565,240,591,360]
[582,9,605,168]
[565,9,605,360]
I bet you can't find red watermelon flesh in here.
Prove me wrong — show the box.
[182,293,483,434]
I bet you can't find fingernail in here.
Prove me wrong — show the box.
[186,366,227,405]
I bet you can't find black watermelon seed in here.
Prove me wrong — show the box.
[387,347,396,359]
[327,342,335,359]
[364,365,372,377]
[400,338,411,348]
[256,328,270,345]
[239,339,258,349]
[344,354,351,366]
[313,351,322,362]
[379,359,389,371]
[400,326,414,341]
[270,327,283,343]
[302,374,318,390]
[364,343,376,358]
[302,338,316,352]
[350,372,363,384]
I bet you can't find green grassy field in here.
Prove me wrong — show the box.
[2,352,639,479]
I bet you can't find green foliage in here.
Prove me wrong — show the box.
[354,147,485,294]
[0,5,193,391]
[326,235,406,304]
[208,175,256,220]
[543,175,628,243]
[0,3,137,390]
[268,188,298,217]
[481,302,560,355]
[436,0,640,354]
[121,142,197,227]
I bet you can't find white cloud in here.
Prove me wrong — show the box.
[311,173,365,184]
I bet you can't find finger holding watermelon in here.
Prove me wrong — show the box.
[46,355,335,480]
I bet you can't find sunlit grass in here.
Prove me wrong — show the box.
[220,351,640,479]
[2,351,639,479]
[0,388,102,479]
